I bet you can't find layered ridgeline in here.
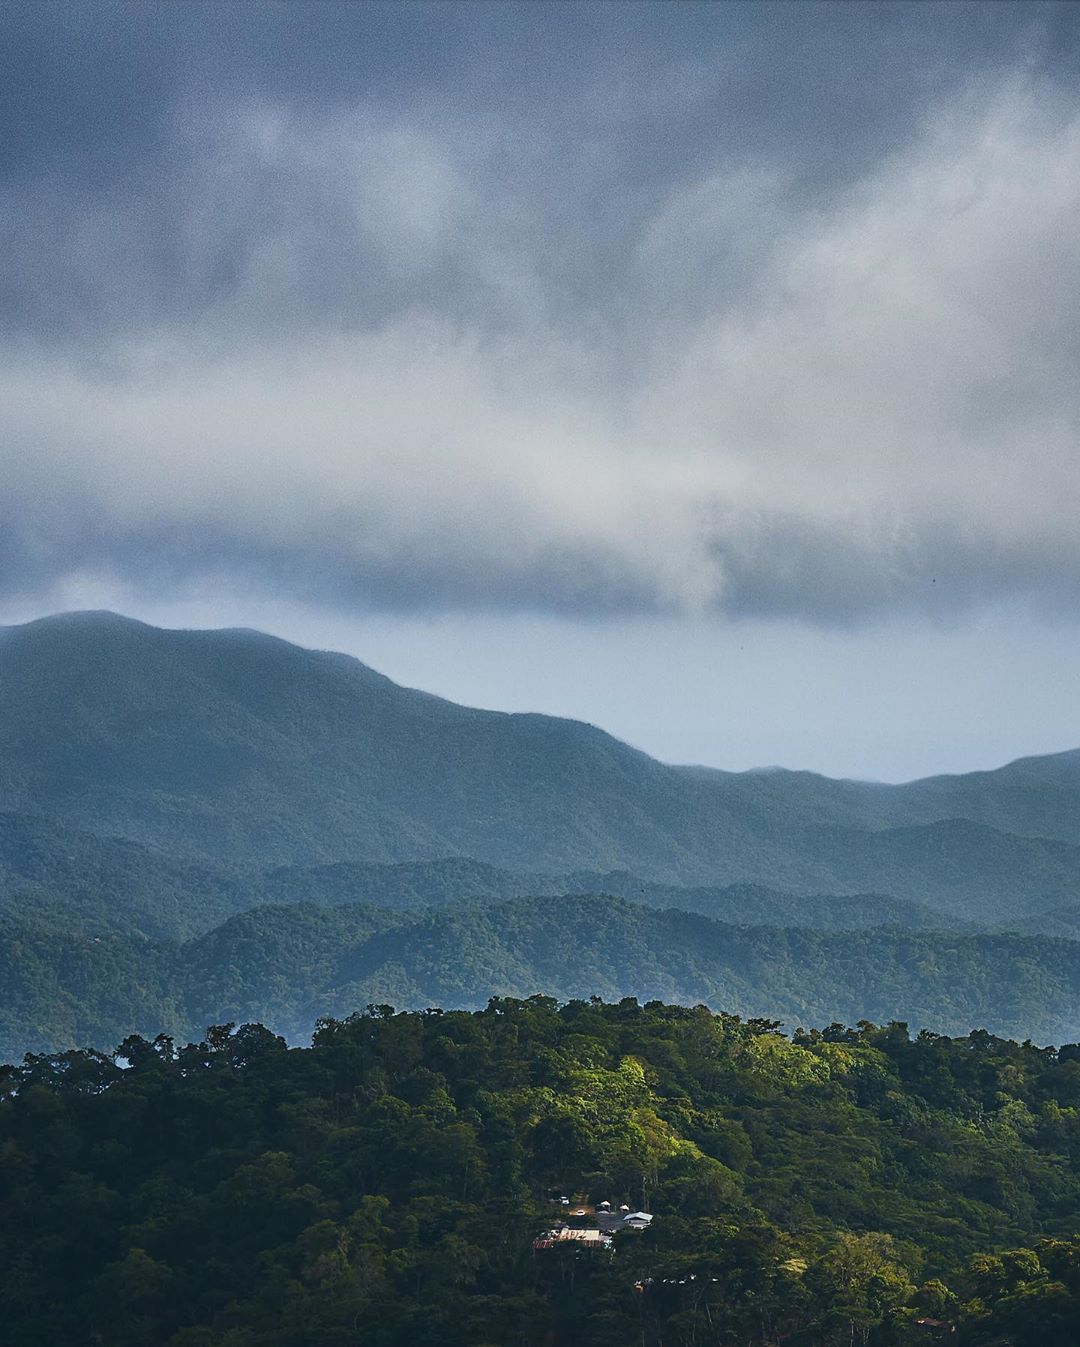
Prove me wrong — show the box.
[0,812,953,941]
[5,894,1080,1061]
[2,610,1080,1060]
[2,611,1080,909]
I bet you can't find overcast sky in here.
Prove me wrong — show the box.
[3,1,1079,780]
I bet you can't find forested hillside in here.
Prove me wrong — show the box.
[3,612,1080,1072]
[2,613,1080,912]
[5,894,1080,1062]
[3,999,1079,1346]
[0,814,951,943]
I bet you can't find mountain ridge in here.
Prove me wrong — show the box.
[2,610,1080,906]
[0,812,959,941]
[4,891,1079,1062]
[3,610,1080,1062]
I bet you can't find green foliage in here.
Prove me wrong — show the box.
[6,612,1080,1343]
[1,999,1080,1345]
[7,894,1080,1062]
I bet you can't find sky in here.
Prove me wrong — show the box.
[2,0,1079,781]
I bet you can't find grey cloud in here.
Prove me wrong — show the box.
[711,513,1080,625]
[0,497,675,618]
[2,6,1080,624]
[6,493,1079,626]
[5,2,1069,341]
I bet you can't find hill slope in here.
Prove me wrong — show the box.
[4,894,1080,1060]
[0,819,948,943]
[2,612,1079,923]
[238,894,1080,1046]
[5,1000,1080,1347]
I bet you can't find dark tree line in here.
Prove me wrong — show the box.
[2,997,1080,1345]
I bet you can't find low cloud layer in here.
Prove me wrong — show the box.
[3,4,1079,624]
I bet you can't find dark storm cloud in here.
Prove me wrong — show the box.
[2,2,1079,621]
[0,493,668,617]
[4,0,1068,341]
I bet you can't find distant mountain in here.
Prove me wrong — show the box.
[257,861,954,931]
[0,818,948,942]
[999,901,1080,942]
[0,812,253,939]
[553,870,957,931]
[6,610,1075,1064]
[0,912,179,1059]
[307,895,1080,1044]
[4,894,1080,1062]
[1,612,1078,926]
[715,750,1080,847]
[795,818,1080,922]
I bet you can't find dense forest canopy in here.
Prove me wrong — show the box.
[7,892,1080,1063]
[3,998,1080,1346]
